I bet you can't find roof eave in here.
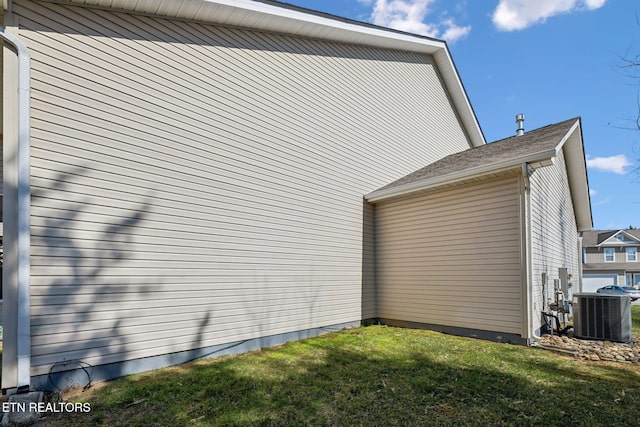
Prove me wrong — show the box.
[365,149,556,202]
[366,117,595,219]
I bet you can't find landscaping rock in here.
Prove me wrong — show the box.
[534,334,640,363]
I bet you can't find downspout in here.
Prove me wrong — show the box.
[521,162,538,341]
[1,27,32,390]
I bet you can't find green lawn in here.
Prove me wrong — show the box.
[43,306,640,426]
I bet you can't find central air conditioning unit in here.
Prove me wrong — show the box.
[572,293,632,343]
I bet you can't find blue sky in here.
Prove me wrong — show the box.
[280,0,639,230]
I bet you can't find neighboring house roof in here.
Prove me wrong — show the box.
[365,117,593,231]
[582,229,640,246]
[582,230,618,246]
[49,0,484,148]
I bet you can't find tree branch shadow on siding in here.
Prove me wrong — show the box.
[30,165,161,390]
[29,162,336,392]
[236,258,324,353]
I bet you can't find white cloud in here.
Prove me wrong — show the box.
[586,154,632,175]
[594,197,612,207]
[492,0,606,32]
[440,18,472,42]
[371,0,437,35]
[584,0,606,8]
[370,0,471,43]
[589,188,597,196]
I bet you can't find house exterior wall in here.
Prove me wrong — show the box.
[9,0,472,381]
[529,148,580,333]
[585,247,608,264]
[584,247,639,264]
[375,174,523,336]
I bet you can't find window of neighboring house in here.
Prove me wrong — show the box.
[616,234,625,242]
[627,247,638,262]
[582,247,586,263]
[604,248,615,262]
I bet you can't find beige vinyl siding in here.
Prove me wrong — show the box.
[584,247,639,264]
[583,248,600,264]
[585,247,618,264]
[375,175,523,335]
[529,149,580,331]
[14,1,472,375]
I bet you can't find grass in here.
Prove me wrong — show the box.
[36,306,640,426]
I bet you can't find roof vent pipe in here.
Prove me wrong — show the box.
[515,114,525,136]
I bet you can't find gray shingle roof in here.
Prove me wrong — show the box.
[376,117,579,192]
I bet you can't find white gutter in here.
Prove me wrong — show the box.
[365,149,556,202]
[0,27,31,389]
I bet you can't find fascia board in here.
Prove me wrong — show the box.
[432,48,485,147]
[54,0,446,51]
[365,149,556,203]
[559,119,593,232]
[551,119,580,154]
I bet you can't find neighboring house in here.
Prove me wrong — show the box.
[367,117,592,342]
[582,229,640,291]
[0,0,591,392]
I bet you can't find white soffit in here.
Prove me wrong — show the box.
[48,0,486,147]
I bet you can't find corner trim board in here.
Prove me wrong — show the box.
[0,26,31,390]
